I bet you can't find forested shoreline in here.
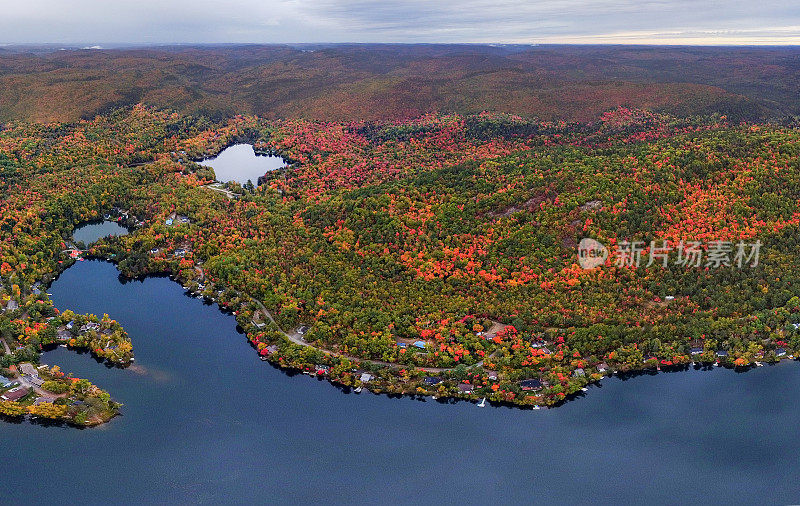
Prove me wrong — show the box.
[3,105,800,423]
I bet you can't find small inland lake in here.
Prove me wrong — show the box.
[199,144,285,184]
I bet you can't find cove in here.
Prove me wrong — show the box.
[72,220,129,245]
[199,143,285,185]
[3,260,800,504]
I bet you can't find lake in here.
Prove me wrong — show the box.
[199,144,285,184]
[72,220,129,245]
[3,259,800,504]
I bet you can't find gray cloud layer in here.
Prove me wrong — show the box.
[2,0,799,44]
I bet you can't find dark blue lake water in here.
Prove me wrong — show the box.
[199,144,284,184]
[2,260,800,504]
[72,220,129,245]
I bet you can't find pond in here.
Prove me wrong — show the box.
[199,144,285,185]
[3,259,800,504]
[72,220,129,245]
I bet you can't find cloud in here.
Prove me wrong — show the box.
[1,0,799,44]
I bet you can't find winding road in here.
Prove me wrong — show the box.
[244,293,496,374]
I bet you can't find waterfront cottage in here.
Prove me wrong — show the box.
[716,350,729,358]
[574,368,585,377]
[457,383,474,394]
[690,347,704,356]
[520,379,542,391]
[1,386,30,402]
[359,373,374,383]
[423,377,442,386]
[775,348,787,357]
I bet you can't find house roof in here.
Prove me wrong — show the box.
[1,386,30,402]
[520,379,542,390]
[423,376,442,385]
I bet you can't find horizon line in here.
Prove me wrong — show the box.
[4,41,800,48]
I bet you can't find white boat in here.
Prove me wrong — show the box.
[477,397,486,408]
[354,386,363,393]
[581,387,588,392]
[532,405,541,410]
[755,361,764,367]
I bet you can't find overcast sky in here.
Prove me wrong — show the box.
[2,0,800,45]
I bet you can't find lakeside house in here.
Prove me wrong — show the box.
[3,300,19,312]
[19,363,37,377]
[57,330,72,341]
[775,348,787,357]
[0,375,13,387]
[485,370,498,381]
[80,322,100,333]
[359,372,374,383]
[520,379,542,391]
[1,386,30,402]
[690,347,704,356]
[412,341,426,349]
[457,383,474,394]
[597,363,609,374]
[716,350,729,358]
[423,377,442,386]
[574,368,586,377]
